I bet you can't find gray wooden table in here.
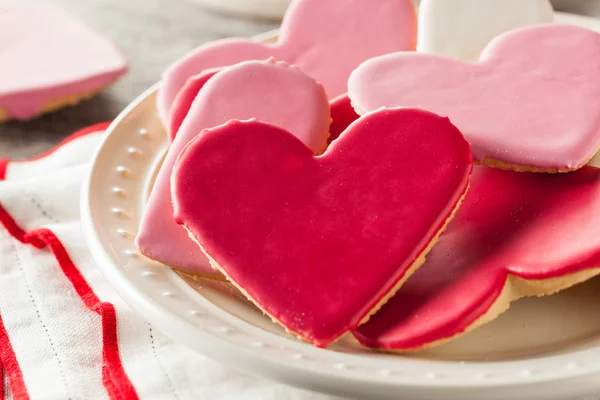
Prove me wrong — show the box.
[0,0,598,159]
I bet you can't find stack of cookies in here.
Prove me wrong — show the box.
[136,0,600,352]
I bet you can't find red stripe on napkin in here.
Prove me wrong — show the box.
[0,204,45,249]
[0,160,7,181]
[0,122,111,181]
[23,229,139,400]
[0,316,29,400]
[0,123,138,400]
[28,122,112,162]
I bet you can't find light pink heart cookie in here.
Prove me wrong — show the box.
[136,60,330,277]
[348,24,600,172]
[169,75,358,144]
[157,0,417,123]
[0,5,127,121]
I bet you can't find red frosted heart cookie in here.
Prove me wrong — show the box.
[171,108,473,346]
[349,25,600,172]
[355,166,600,351]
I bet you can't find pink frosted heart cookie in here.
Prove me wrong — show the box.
[349,24,600,172]
[136,60,330,277]
[158,0,417,125]
[171,108,473,346]
[355,166,600,351]
[0,6,127,121]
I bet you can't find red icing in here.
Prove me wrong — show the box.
[172,108,473,346]
[168,68,220,141]
[329,94,359,143]
[355,165,600,350]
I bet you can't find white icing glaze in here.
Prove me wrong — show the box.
[417,0,554,61]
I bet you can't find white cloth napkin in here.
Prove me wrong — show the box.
[0,123,341,400]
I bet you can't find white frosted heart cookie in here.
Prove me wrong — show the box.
[417,0,554,61]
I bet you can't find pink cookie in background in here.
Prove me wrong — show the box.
[348,24,600,172]
[157,0,417,126]
[355,166,600,352]
[0,5,127,121]
[171,109,472,346]
[136,60,330,278]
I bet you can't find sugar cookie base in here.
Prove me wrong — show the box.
[481,157,578,173]
[173,268,250,304]
[138,249,226,281]
[170,264,227,281]
[184,178,471,347]
[0,87,107,123]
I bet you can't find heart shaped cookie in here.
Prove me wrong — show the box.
[171,108,473,346]
[0,5,127,121]
[136,60,330,277]
[418,0,553,61]
[158,0,417,122]
[355,165,600,351]
[349,25,600,172]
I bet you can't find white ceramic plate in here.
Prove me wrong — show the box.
[82,12,600,400]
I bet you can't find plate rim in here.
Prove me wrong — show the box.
[81,12,600,399]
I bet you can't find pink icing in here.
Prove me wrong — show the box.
[171,108,472,346]
[0,6,127,120]
[348,24,600,171]
[136,60,330,276]
[157,0,417,122]
[355,165,600,351]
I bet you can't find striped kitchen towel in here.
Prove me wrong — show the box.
[0,123,338,400]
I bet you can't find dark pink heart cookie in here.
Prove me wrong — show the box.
[0,5,127,121]
[171,108,472,346]
[355,166,600,351]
